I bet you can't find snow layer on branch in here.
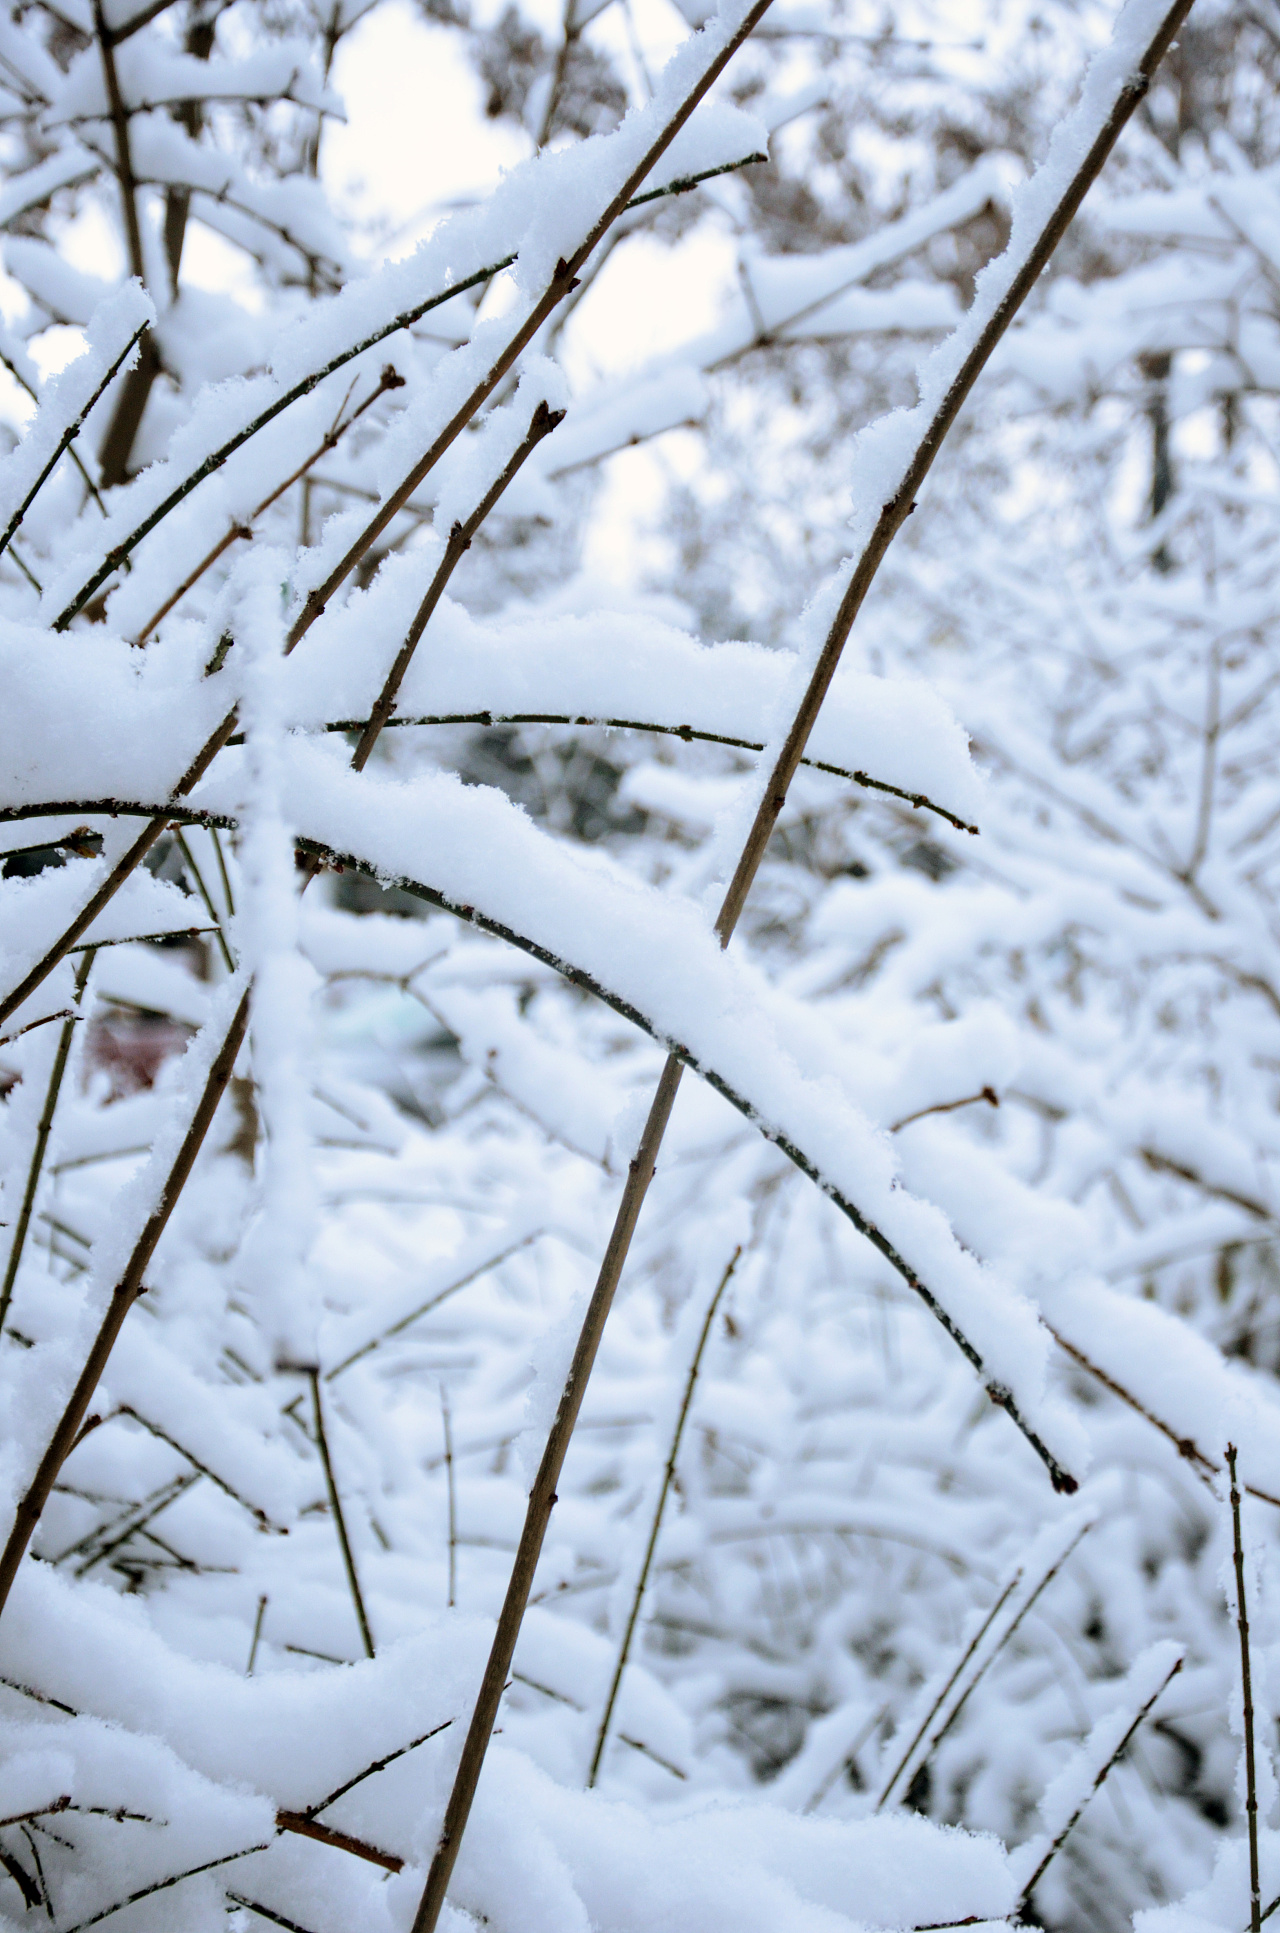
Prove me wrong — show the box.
[0,617,230,806]
[194,743,1082,1469]
[1039,1273,1280,1501]
[40,20,763,623]
[290,585,983,823]
[0,584,981,824]
[48,38,340,121]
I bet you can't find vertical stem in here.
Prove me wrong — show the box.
[210,826,236,919]
[308,1367,375,1661]
[247,1593,268,1674]
[587,1244,740,1787]
[93,0,145,284]
[408,8,1194,1916]
[441,1385,456,1610]
[1228,1443,1262,1933]
[93,0,163,488]
[175,831,235,972]
[409,1051,685,1933]
[536,0,578,149]
[0,948,96,1336]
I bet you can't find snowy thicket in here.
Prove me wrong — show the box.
[0,0,1274,1926]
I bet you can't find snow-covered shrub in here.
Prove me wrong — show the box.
[0,0,1270,1927]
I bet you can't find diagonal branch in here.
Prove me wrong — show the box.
[0,325,146,563]
[134,363,403,645]
[587,1244,741,1786]
[51,155,763,630]
[283,1,777,653]
[0,985,251,1619]
[350,395,565,768]
[406,4,1194,1921]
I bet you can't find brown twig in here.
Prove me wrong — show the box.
[407,8,1194,1909]
[1016,1653,1183,1914]
[51,155,758,629]
[307,1366,375,1661]
[275,1810,402,1871]
[0,985,251,1619]
[58,1842,272,1933]
[299,1718,454,1819]
[441,1384,457,1609]
[225,1894,319,1933]
[536,0,579,149]
[587,1245,740,1786]
[1228,1443,1262,1933]
[891,1087,999,1133]
[246,1593,267,1673]
[1048,1328,1280,1508]
[0,1842,40,1911]
[285,0,778,657]
[0,948,95,1336]
[350,395,565,767]
[325,1230,542,1377]
[91,0,162,488]
[174,829,235,972]
[878,1519,1092,1809]
[133,365,403,645]
[874,1570,1022,1809]
[0,324,146,563]
[115,1405,282,1528]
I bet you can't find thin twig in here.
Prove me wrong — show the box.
[907,1520,1094,1779]
[874,1570,1023,1809]
[0,1841,40,1911]
[1016,1653,1183,1913]
[275,1810,403,1871]
[0,1007,76,1050]
[115,1405,281,1528]
[285,6,777,656]
[0,324,146,564]
[133,365,403,645]
[1048,1329,1280,1508]
[325,1231,541,1376]
[301,1718,454,1817]
[891,1087,999,1133]
[307,1366,375,1660]
[58,1842,271,1933]
[1228,1444,1262,1933]
[349,396,565,767]
[587,1245,740,1786]
[247,1593,267,1674]
[0,986,251,1619]
[324,713,979,832]
[19,1823,51,1922]
[52,157,758,629]
[441,1384,457,1609]
[0,345,106,516]
[225,1894,318,1933]
[0,947,95,1336]
[174,830,235,972]
[92,0,145,280]
[210,825,236,917]
[537,0,578,149]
